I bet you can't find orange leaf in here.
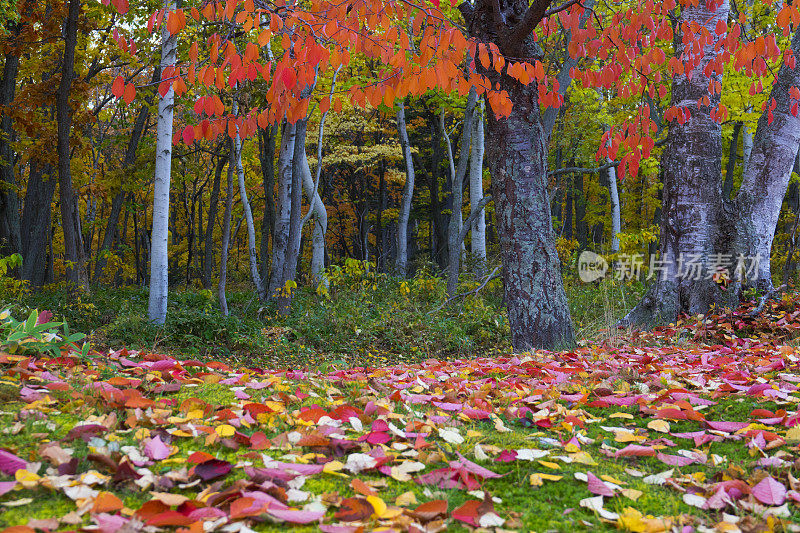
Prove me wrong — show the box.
[123,83,136,104]
[93,492,123,514]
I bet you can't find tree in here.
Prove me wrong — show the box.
[396,101,416,278]
[623,2,800,325]
[147,0,178,324]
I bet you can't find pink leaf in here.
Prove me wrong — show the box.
[267,508,325,524]
[143,436,170,461]
[706,421,749,432]
[615,445,657,458]
[0,481,16,496]
[587,471,615,496]
[751,476,786,506]
[0,449,27,475]
[656,453,696,467]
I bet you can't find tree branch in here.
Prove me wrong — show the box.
[430,266,502,313]
[503,0,554,54]
[548,161,616,177]
[459,194,493,243]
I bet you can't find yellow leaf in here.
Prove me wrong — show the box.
[620,488,643,501]
[215,425,236,438]
[601,474,626,485]
[564,442,580,453]
[569,451,598,466]
[609,412,634,419]
[615,432,645,443]
[15,469,40,489]
[616,507,673,533]
[786,425,800,444]
[466,430,483,438]
[647,420,670,434]
[186,409,204,420]
[537,460,561,470]
[134,428,151,440]
[323,460,344,474]
[367,495,388,518]
[530,473,563,486]
[395,491,417,507]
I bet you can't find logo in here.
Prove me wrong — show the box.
[578,251,608,283]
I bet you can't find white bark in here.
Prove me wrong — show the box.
[147,0,178,325]
[469,98,486,275]
[606,138,621,253]
[446,88,478,297]
[233,99,267,301]
[268,122,296,298]
[300,149,327,287]
[742,121,753,174]
[218,145,234,316]
[737,26,800,289]
[395,102,415,277]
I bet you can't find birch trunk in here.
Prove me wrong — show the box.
[469,98,487,277]
[395,102,415,277]
[300,146,327,287]
[607,159,621,254]
[268,122,296,302]
[218,144,235,316]
[622,0,739,325]
[446,88,478,297]
[735,25,800,290]
[147,0,178,324]
[233,99,267,301]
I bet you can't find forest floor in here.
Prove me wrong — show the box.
[0,290,800,532]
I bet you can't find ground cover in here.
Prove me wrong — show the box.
[0,296,799,532]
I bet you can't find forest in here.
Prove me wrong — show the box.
[1,0,800,531]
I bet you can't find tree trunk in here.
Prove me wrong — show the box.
[148,0,178,324]
[722,121,742,200]
[735,25,800,291]
[469,98,487,278]
[446,87,478,297]
[21,162,57,288]
[0,51,21,257]
[258,122,278,281]
[623,1,738,326]
[232,99,267,300]
[268,121,296,304]
[299,136,328,287]
[461,0,574,350]
[607,159,621,254]
[218,141,235,316]
[95,67,157,282]
[56,0,86,288]
[395,101,415,277]
[202,152,225,289]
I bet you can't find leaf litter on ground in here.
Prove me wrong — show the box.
[0,297,800,531]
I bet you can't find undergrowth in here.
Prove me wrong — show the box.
[0,260,646,368]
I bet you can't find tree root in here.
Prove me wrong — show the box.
[748,284,787,318]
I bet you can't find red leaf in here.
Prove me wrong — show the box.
[334,497,373,522]
[193,459,232,481]
[412,499,448,522]
[112,76,125,98]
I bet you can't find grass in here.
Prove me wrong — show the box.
[0,265,646,370]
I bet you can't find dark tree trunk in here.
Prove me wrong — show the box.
[202,152,226,289]
[462,0,574,350]
[0,51,21,257]
[722,121,742,200]
[56,0,86,287]
[258,122,278,282]
[95,70,156,281]
[21,162,57,288]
